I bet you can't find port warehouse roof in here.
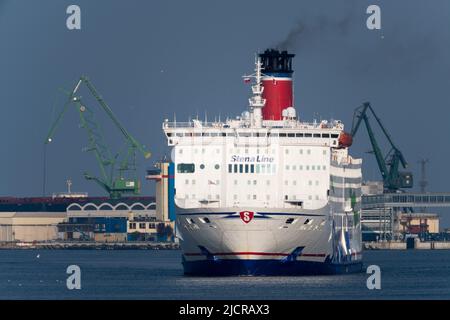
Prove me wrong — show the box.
[0,196,156,213]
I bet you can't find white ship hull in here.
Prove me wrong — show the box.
[176,205,363,275]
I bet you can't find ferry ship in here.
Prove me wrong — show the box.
[163,49,363,275]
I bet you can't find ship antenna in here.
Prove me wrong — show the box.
[244,55,266,128]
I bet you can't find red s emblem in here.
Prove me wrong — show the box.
[239,211,254,223]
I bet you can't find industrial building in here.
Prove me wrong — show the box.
[0,195,176,243]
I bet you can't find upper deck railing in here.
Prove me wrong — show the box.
[162,119,343,131]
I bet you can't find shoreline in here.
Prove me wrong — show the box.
[0,241,180,250]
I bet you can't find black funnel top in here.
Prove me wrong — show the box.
[258,49,295,74]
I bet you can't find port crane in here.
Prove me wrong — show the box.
[45,76,151,199]
[351,102,413,192]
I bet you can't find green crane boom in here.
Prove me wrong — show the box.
[351,102,413,192]
[45,76,151,199]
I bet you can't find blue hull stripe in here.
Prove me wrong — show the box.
[182,256,363,276]
[177,212,325,217]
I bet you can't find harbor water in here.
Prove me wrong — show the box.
[0,249,449,300]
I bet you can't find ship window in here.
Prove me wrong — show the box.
[239,164,243,173]
[234,164,238,173]
[194,133,201,137]
[239,132,251,137]
[167,133,173,137]
[215,164,220,170]
[176,133,183,137]
[279,133,286,137]
[233,194,238,200]
[177,163,195,173]
[261,164,266,173]
[312,165,315,170]
[307,149,311,155]
[250,164,255,173]
[305,133,312,137]
[313,133,320,138]
[227,132,234,136]
[266,195,270,200]
[331,134,339,138]
[256,164,260,173]
[322,133,330,138]
[323,165,326,170]
[202,133,209,136]
[210,133,218,137]
[299,149,303,154]
[286,218,295,224]
[202,217,210,223]
[293,165,297,170]
[304,219,310,225]
[253,195,257,200]
[271,133,279,137]
[253,180,257,185]
[266,180,270,185]
[299,165,303,170]
[228,164,232,173]
[306,165,310,170]
[296,133,304,137]
[179,149,183,154]
[288,133,295,137]
[200,164,205,170]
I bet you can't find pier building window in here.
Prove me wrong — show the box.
[306,165,310,170]
[299,165,303,170]
[315,181,319,186]
[285,149,289,154]
[307,149,311,155]
[312,165,315,170]
[286,165,290,170]
[323,165,326,170]
[323,150,327,155]
[308,181,312,186]
[308,195,312,200]
[293,181,297,186]
[177,163,195,173]
[299,149,303,154]
[293,165,297,170]
[185,179,189,185]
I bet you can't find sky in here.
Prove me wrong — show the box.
[1,0,450,225]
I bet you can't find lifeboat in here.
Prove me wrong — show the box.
[338,132,353,148]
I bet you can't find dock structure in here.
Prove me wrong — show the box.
[361,192,450,241]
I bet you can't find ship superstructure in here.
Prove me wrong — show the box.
[163,49,362,275]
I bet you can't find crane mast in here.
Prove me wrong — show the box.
[45,76,151,199]
[351,102,413,192]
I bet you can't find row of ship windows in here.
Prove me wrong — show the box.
[182,179,322,186]
[178,163,327,174]
[169,132,339,138]
[178,148,328,155]
[181,194,322,201]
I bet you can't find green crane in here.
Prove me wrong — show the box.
[45,76,151,199]
[351,102,413,192]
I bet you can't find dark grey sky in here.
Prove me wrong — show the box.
[1,1,450,224]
